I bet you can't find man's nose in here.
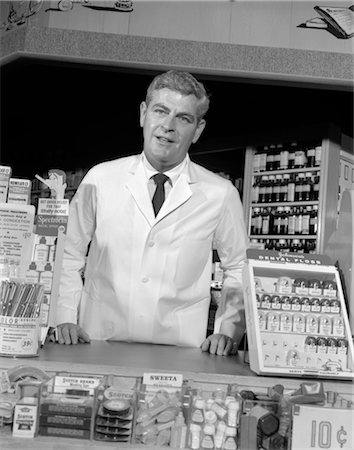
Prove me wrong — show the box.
[161,114,176,131]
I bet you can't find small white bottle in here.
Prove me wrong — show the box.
[189,424,201,450]
[39,263,53,292]
[26,262,40,284]
[201,424,215,449]
[214,421,227,450]
[227,400,240,428]
[170,411,187,448]
[34,236,49,262]
[223,427,237,450]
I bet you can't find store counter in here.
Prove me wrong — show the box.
[1,341,353,449]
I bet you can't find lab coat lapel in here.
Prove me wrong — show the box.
[125,160,155,226]
[156,171,193,221]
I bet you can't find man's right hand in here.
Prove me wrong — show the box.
[56,323,91,345]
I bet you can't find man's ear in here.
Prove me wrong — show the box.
[192,119,206,144]
[139,101,147,128]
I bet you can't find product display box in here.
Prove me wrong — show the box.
[242,249,354,379]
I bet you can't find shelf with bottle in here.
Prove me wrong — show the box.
[250,235,317,239]
[253,141,322,173]
[250,237,317,253]
[251,171,320,204]
[250,205,318,237]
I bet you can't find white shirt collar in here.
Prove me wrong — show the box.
[142,152,188,186]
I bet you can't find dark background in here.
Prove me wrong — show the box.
[1,57,353,182]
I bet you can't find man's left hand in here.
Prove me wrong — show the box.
[200,333,238,356]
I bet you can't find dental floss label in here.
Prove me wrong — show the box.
[291,404,353,449]
[36,198,69,236]
[0,166,11,203]
[8,178,31,205]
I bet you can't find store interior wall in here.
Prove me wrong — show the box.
[0,57,353,194]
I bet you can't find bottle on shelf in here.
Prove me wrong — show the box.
[280,174,289,202]
[266,145,276,171]
[273,174,282,202]
[253,151,261,172]
[303,172,313,201]
[259,176,267,203]
[288,142,297,169]
[251,207,260,235]
[273,144,282,170]
[272,206,282,235]
[312,174,320,201]
[294,206,303,235]
[280,144,289,170]
[266,175,275,202]
[290,238,304,253]
[294,173,305,202]
[261,207,272,235]
[315,145,322,167]
[306,239,317,253]
[309,205,318,235]
[287,174,295,202]
[275,238,290,252]
[294,147,307,169]
[279,206,288,235]
[259,146,268,172]
[251,176,260,203]
[306,146,316,167]
[302,206,311,235]
[288,207,296,235]
[264,238,274,250]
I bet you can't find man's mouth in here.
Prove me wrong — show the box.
[156,136,173,144]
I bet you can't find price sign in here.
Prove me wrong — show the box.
[291,404,353,449]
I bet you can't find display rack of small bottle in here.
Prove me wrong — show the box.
[246,140,323,254]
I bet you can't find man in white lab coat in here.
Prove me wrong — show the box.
[55,70,248,355]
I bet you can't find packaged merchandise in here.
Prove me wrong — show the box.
[93,375,137,443]
[133,372,186,446]
[242,249,354,379]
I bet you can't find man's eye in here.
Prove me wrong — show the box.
[178,116,192,124]
[154,108,167,115]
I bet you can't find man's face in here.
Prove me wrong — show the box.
[140,88,206,171]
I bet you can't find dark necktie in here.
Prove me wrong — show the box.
[152,173,169,216]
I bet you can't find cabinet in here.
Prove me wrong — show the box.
[242,124,344,254]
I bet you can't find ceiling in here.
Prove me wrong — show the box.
[1,57,353,180]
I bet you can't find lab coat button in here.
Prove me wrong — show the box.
[142,277,149,283]
[148,241,155,247]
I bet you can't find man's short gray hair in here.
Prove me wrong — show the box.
[145,70,210,122]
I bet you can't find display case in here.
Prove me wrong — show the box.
[242,124,348,254]
[242,249,354,380]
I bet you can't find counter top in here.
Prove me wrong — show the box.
[1,340,353,393]
[1,341,353,449]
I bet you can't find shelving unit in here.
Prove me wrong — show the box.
[242,124,345,254]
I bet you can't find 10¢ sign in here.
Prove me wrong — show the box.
[291,404,353,449]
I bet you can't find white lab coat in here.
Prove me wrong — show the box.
[56,154,248,347]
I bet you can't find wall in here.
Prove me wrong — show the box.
[0,1,353,87]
